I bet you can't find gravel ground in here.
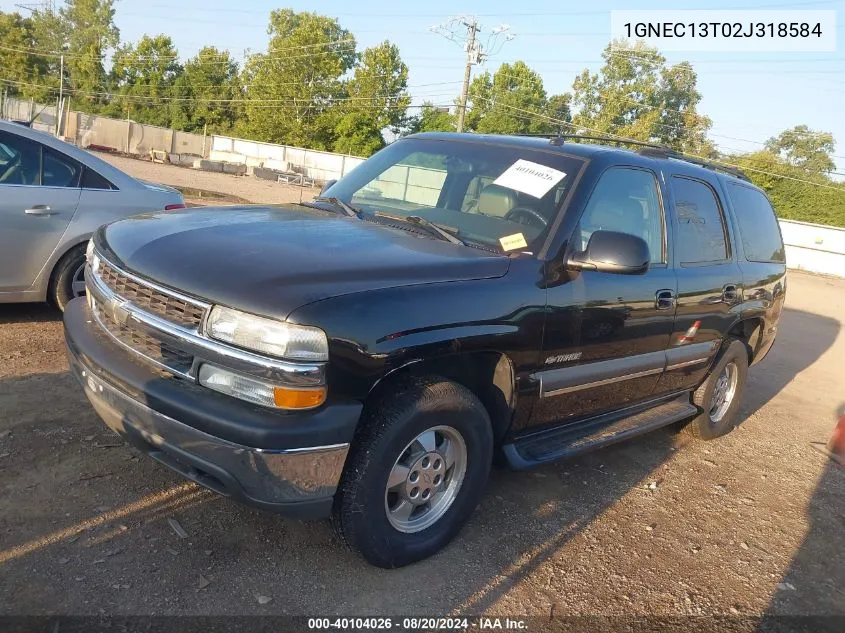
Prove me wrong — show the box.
[0,272,842,620]
[94,153,320,205]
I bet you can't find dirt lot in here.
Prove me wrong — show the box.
[0,271,843,620]
[94,153,320,205]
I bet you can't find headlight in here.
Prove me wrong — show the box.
[206,305,328,361]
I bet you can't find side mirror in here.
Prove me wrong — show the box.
[568,230,650,275]
[320,179,338,196]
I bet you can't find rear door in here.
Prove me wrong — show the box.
[0,130,82,291]
[722,182,787,363]
[654,173,743,395]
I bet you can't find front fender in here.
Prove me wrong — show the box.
[287,261,546,403]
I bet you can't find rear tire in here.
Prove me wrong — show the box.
[333,376,493,568]
[683,338,749,440]
[49,245,87,311]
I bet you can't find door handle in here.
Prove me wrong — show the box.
[655,289,676,310]
[722,284,739,303]
[24,205,55,216]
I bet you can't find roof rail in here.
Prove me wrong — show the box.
[638,146,751,182]
[512,132,670,151]
[511,132,752,182]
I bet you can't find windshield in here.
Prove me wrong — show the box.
[324,137,587,251]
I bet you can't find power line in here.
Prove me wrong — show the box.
[474,98,845,193]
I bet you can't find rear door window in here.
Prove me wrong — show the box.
[671,176,729,264]
[81,167,117,190]
[726,183,785,263]
[42,148,82,187]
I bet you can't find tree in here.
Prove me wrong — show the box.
[0,11,52,100]
[170,47,241,134]
[545,93,572,128]
[60,0,119,108]
[462,61,569,135]
[331,41,410,156]
[731,149,845,227]
[464,61,551,135]
[107,35,182,127]
[241,9,356,147]
[571,40,713,154]
[765,125,836,175]
[407,102,454,134]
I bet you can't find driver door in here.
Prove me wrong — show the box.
[0,130,81,291]
[532,166,678,427]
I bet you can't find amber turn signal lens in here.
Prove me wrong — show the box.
[273,386,326,409]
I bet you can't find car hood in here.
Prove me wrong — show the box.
[97,205,510,319]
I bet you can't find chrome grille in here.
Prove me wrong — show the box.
[93,301,194,375]
[98,261,205,329]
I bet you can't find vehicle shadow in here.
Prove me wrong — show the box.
[0,306,840,616]
[0,303,61,325]
[736,307,840,428]
[761,454,844,632]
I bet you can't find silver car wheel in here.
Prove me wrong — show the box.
[709,361,738,423]
[384,425,467,534]
[71,262,87,298]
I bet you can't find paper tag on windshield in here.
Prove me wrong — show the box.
[493,159,566,199]
[499,232,528,251]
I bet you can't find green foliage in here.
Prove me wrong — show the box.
[240,9,356,148]
[61,0,119,108]
[330,41,410,155]
[106,34,181,127]
[170,47,241,134]
[407,102,455,134]
[0,11,53,100]
[765,125,836,175]
[572,40,714,155]
[465,62,547,134]
[732,150,845,228]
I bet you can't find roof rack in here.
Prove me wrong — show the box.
[513,132,751,182]
[513,132,669,150]
[637,146,751,182]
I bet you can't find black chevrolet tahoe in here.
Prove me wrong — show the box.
[64,133,786,567]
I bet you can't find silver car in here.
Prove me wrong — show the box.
[0,120,185,309]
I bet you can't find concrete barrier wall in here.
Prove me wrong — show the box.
[210,134,365,182]
[780,219,845,278]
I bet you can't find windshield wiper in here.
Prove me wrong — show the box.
[306,196,360,217]
[371,212,465,245]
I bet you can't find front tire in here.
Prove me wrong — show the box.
[49,245,87,311]
[683,338,749,440]
[333,376,493,568]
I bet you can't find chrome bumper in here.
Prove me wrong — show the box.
[69,349,348,517]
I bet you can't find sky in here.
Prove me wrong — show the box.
[2,0,844,172]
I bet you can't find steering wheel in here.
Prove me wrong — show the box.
[504,206,548,229]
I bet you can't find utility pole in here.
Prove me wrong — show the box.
[431,16,514,133]
[56,54,64,137]
[456,18,479,133]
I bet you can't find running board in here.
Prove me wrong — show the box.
[503,394,698,470]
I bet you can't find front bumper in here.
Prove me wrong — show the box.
[64,298,361,518]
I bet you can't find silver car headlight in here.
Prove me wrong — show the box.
[206,305,329,362]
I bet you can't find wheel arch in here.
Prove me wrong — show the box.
[727,317,764,364]
[365,351,517,444]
